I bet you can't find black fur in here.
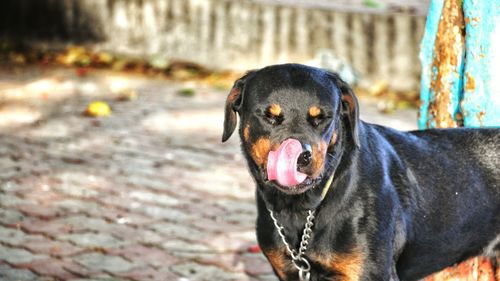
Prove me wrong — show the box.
[222,64,500,281]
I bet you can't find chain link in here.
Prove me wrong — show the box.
[268,209,315,280]
[266,173,334,281]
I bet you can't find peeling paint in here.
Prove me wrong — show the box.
[464,72,475,91]
[461,0,500,127]
[420,0,500,129]
[427,0,465,128]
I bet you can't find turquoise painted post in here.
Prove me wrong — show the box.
[462,0,500,127]
[419,0,500,129]
[418,0,446,129]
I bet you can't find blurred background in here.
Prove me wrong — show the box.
[1,0,430,92]
[0,1,445,281]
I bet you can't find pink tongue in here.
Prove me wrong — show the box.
[267,139,307,187]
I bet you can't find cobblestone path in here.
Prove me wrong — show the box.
[0,66,416,281]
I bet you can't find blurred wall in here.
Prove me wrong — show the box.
[0,0,428,91]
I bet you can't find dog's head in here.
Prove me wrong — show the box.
[222,64,359,201]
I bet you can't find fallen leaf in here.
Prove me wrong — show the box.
[85,101,112,117]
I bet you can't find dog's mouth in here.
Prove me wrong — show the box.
[262,170,322,195]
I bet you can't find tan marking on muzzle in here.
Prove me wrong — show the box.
[311,141,328,178]
[251,137,272,166]
[243,124,250,141]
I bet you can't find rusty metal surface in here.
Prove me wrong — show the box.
[461,0,500,127]
[419,0,500,129]
[424,256,497,281]
[419,0,464,129]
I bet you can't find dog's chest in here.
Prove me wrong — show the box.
[262,245,364,281]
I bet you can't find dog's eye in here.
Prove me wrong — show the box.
[309,113,331,127]
[308,106,328,127]
[309,115,324,127]
[265,111,283,125]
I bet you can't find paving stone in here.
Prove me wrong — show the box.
[123,175,171,191]
[17,203,63,219]
[107,245,179,268]
[170,262,250,281]
[115,266,181,281]
[0,244,47,264]
[51,171,106,198]
[190,217,253,233]
[132,229,164,245]
[218,212,256,225]
[0,208,26,225]
[0,225,45,246]
[203,231,256,252]
[23,239,84,257]
[73,253,138,273]
[58,215,115,232]
[139,205,191,222]
[97,209,157,227]
[0,166,20,179]
[0,193,27,207]
[0,180,22,192]
[215,199,256,214]
[254,274,279,281]
[71,277,131,281]
[148,222,204,240]
[20,218,74,236]
[240,254,275,276]
[61,259,107,277]
[16,258,78,280]
[58,232,128,248]
[128,190,179,206]
[161,239,212,254]
[97,194,143,212]
[191,253,246,273]
[20,185,63,203]
[0,263,38,281]
[53,199,103,214]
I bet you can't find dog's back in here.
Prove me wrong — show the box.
[366,125,500,279]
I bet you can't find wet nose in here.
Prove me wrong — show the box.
[297,151,312,167]
[297,144,312,168]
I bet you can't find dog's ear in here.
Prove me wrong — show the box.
[328,72,360,148]
[222,72,253,142]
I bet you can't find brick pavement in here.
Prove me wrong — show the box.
[0,66,416,281]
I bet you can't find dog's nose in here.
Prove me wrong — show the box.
[297,151,312,167]
[297,143,312,168]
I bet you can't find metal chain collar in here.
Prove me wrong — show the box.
[268,209,316,281]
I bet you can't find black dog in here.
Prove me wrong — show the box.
[222,64,499,281]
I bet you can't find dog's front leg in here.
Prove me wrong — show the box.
[359,212,403,281]
[356,246,400,281]
[390,264,401,281]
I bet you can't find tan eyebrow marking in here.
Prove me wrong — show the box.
[268,104,282,117]
[309,106,322,117]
